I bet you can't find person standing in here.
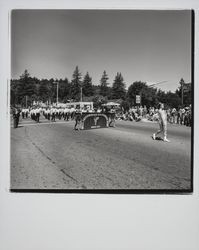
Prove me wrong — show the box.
[64,107,69,121]
[109,107,116,127]
[51,107,56,122]
[35,107,40,123]
[21,108,25,119]
[13,107,20,128]
[74,109,82,130]
[152,103,170,142]
[25,108,29,118]
[47,108,50,120]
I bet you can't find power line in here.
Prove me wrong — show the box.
[147,81,168,87]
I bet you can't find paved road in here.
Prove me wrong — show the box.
[10,116,192,190]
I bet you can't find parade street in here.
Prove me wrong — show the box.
[10,118,192,190]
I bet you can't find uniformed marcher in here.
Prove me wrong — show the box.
[70,106,75,120]
[64,107,70,121]
[13,107,21,128]
[35,107,41,123]
[51,107,56,122]
[74,109,82,130]
[109,106,116,128]
[47,108,51,120]
[21,108,25,119]
[25,108,29,118]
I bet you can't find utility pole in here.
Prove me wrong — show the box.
[57,82,59,105]
[80,85,83,102]
[148,81,168,88]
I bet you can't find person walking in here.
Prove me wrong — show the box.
[152,103,170,142]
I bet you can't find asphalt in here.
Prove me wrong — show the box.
[10,116,192,190]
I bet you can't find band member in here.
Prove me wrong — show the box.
[64,107,70,121]
[51,107,56,122]
[25,108,29,118]
[13,107,21,128]
[70,106,75,120]
[35,107,41,123]
[58,107,63,120]
[152,103,170,142]
[21,108,25,119]
[47,108,51,120]
[109,107,116,128]
[74,109,82,130]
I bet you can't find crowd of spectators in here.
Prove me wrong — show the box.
[115,105,192,127]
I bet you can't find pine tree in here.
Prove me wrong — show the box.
[71,66,82,101]
[100,70,109,96]
[83,72,93,97]
[39,79,49,102]
[15,70,36,105]
[58,78,71,102]
[112,72,126,100]
[19,69,30,80]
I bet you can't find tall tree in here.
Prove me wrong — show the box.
[10,79,19,105]
[15,70,36,105]
[38,79,49,102]
[127,81,146,106]
[20,69,30,79]
[163,91,181,108]
[127,81,158,107]
[112,72,126,100]
[59,78,71,102]
[176,78,191,106]
[100,70,109,96]
[71,66,82,101]
[82,72,93,97]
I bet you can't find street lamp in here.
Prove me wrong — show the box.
[53,81,59,105]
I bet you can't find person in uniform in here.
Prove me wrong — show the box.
[64,107,70,121]
[25,109,29,119]
[58,107,63,120]
[63,107,67,120]
[31,107,36,121]
[152,103,170,142]
[47,108,51,120]
[108,106,116,127]
[56,107,59,119]
[13,107,21,128]
[21,108,25,119]
[51,106,56,122]
[70,106,75,120]
[35,106,41,123]
[74,108,82,130]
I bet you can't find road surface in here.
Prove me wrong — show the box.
[10,116,192,190]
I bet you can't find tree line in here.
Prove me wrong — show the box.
[11,66,191,110]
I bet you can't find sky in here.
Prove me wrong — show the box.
[11,9,192,92]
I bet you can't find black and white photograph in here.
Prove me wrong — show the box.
[10,9,193,192]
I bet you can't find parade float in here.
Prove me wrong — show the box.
[75,101,120,130]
